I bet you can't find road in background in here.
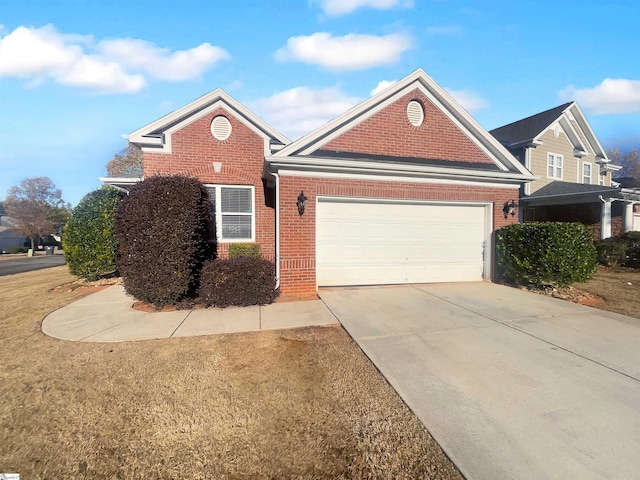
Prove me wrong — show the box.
[0,253,66,276]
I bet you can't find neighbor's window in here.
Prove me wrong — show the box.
[599,171,606,186]
[547,153,563,179]
[206,185,255,242]
[582,162,592,184]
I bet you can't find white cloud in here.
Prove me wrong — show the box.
[97,39,229,81]
[559,78,640,114]
[0,24,229,94]
[371,79,397,96]
[251,86,362,139]
[446,88,490,112]
[59,55,146,93]
[275,32,411,70]
[317,0,414,16]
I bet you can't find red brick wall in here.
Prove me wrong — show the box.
[278,176,519,295]
[321,89,493,164]
[142,107,275,259]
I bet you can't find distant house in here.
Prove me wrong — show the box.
[0,214,28,252]
[490,102,640,238]
[102,69,536,296]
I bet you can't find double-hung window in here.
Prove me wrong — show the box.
[547,153,563,179]
[206,185,255,242]
[582,162,592,184]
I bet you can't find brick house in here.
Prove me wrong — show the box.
[103,69,535,296]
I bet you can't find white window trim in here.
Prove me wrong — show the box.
[205,184,256,243]
[599,170,606,186]
[582,161,592,184]
[547,153,563,180]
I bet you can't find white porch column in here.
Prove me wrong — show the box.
[600,198,612,239]
[623,202,635,233]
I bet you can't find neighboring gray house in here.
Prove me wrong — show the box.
[0,214,28,252]
[490,102,640,238]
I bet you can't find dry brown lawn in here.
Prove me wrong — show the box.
[0,267,463,479]
[573,266,640,319]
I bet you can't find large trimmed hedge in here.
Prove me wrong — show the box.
[63,187,124,281]
[116,176,212,307]
[496,222,597,287]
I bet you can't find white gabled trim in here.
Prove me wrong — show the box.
[129,89,289,156]
[268,154,535,186]
[274,168,521,190]
[271,68,533,179]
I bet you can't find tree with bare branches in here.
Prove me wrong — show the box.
[105,143,144,176]
[608,148,640,182]
[4,177,71,251]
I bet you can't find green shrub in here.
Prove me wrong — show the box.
[620,231,640,268]
[228,243,261,259]
[595,237,628,267]
[116,176,213,307]
[198,257,278,307]
[594,232,640,269]
[496,222,597,287]
[62,188,124,280]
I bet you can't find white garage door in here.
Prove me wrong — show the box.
[316,198,489,286]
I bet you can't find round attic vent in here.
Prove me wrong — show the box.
[211,115,232,141]
[407,100,424,127]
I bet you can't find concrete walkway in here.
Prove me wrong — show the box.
[320,283,640,480]
[43,284,338,342]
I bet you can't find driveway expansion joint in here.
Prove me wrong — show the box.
[411,285,640,384]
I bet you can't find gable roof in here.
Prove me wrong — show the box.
[490,103,572,146]
[490,102,609,162]
[129,89,290,156]
[270,68,533,180]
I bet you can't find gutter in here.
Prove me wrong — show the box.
[270,172,281,290]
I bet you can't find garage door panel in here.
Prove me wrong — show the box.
[317,198,488,286]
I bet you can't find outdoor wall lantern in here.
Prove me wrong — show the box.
[297,190,308,216]
[503,199,518,219]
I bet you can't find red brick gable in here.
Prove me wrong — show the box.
[320,89,494,164]
[143,107,265,185]
[141,106,275,260]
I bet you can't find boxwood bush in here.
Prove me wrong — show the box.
[198,257,278,307]
[228,242,261,259]
[116,176,212,307]
[496,222,597,287]
[63,187,124,280]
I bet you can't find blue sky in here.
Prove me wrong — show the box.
[1,0,639,206]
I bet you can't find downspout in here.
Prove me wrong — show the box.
[271,171,281,290]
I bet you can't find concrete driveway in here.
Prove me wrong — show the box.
[319,283,640,480]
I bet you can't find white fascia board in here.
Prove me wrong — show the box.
[603,163,623,172]
[273,68,533,178]
[557,115,590,153]
[129,89,289,156]
[275,168,522,190]
[267,155,536,185]
[272,70,425,158]
[98,176,142,184]
[568,103,607,160]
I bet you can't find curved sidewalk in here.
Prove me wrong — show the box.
[43,284,339,342]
